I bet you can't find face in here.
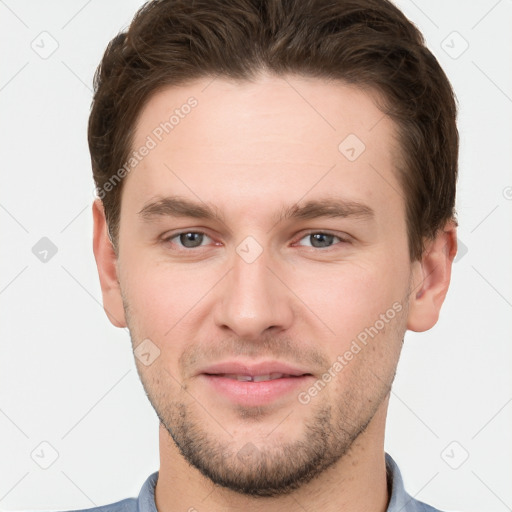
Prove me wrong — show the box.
[105,75,417,496]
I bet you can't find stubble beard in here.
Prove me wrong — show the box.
[136,364,392,497]
[124,295,406,497]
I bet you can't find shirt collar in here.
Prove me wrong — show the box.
[385,453,440,511]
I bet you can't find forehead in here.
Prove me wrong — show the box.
[125,74,404,224]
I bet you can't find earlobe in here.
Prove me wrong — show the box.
[407,221,457,332]
[92,199,127,328]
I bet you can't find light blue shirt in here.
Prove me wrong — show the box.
[66,453,444,511]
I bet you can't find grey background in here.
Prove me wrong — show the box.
[0,0,511,510]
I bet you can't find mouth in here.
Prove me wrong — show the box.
[199,359,312,378]
[198,361,315,407]
[206,372,310,382]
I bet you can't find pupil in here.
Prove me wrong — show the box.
[311,233,333,248]
[180,232,203,247]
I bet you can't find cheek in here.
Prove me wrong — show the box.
[120,255,217,338]
[295,262,408,403]
[287,256,408,343]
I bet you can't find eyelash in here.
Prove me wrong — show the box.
[162,230,350,251]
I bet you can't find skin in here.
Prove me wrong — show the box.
[93,74,457,512]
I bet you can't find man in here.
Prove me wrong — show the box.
[84,0,458,510]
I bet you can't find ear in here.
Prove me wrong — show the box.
[407,220,457,332]
[92,199,127,328]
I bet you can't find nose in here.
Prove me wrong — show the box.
[213,243,294,340]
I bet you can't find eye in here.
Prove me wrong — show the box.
[296,232,347,249]
[165,231,213,249]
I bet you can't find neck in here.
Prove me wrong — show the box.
[155,401,390,512]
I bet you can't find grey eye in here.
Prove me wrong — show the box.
[299,233,339,248]
[175,232,208,248]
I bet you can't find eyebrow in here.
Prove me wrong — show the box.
[137,195,374,224]
[276,198,374,223]
[138,196,225,223]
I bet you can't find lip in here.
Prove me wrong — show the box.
[197,360,314,407]
[199,360,312,378]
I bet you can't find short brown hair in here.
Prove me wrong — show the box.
[88,0,458,261]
